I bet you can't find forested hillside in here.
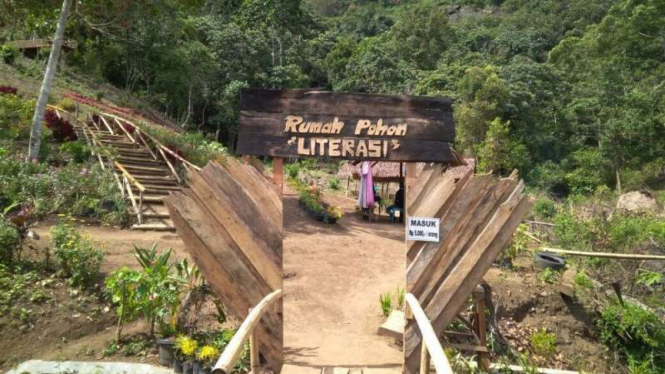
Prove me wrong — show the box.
[2,0,664,194]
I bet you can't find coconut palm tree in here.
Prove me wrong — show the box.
[27,0,71,162]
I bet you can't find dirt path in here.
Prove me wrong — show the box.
[283,189,404,372]
[31,218,189,273]
[29,192,405,372]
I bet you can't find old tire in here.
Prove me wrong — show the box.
[533,251,566,270]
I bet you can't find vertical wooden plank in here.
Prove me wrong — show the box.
[250,329,260,374]
[404,161,420,371]
[273,157,284,194]
[419,342,430,374]
[474,287,490,372]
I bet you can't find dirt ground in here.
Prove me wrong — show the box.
[283,189,404,372]
[2,192,618,374]
[10,192,405,373]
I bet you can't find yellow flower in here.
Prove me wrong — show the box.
[175,335,198,357]
[196,345,219,362]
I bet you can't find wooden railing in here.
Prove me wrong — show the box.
[46,105,148,224]
[5,38,78,50]
[212,289,283,374]
[96,112,202,183]
[405,293,455,374]
[115,162,145,224]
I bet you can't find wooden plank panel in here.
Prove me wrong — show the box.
[417,179,519,307]
[187,172,282,290]
[237,89,458,163]
[236,134,460,163]
[405,171,473,284]
[240,89,453,120]
[404,168,532,374]
[164,161,284,373]
[221,158,282,226]
[404,193,533,367]
[238,111,455,143]
[165,192,282,371]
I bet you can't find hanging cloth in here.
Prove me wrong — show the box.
[358,164,366,208]
[363,161,375,209]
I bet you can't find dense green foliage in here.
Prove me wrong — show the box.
[0,155,129,224]
[51,222,105,288]
[598,301,665,372]
[4,0,663,193]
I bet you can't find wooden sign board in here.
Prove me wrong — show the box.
[236,89,456,162]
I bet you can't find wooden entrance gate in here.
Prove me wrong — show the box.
[166,89,532,374]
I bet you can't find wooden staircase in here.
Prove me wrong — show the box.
[50,104,201,232]
[84,123,180,231]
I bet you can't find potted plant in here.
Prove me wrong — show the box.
[156,337,175,367]
[325,206,343,224]
[175,335,198,374]
[196,345,219,374]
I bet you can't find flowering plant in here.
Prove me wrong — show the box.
[197,345,219,364]
[175,335,198,358]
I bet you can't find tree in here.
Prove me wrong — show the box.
[477,118,530,175]
[27,0,71,161]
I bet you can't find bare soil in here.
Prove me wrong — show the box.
[283,188,404,372]
[2,194,616,374]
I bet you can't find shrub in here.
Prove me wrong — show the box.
[175,335,198,358]
[597,301,665,369]
[328,177,341,190]
[56,98,76,112]
[0,218,19,264]
[285,163,300,180]
[532,197,556,220]
[44,109,77,142]
[141,125,227,166]
[95,91,105,101]
[50,222,105,288]
[105,267,142,340]
[0,158,129,225]
[0,46,17,65]
[574,271,593,289]
[0,86,18,95]
[132,244,182,336]
[0,93,33,139]
[60,141,91,163]
[197,345,219,365]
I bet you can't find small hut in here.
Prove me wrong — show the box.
[337,159,476,206]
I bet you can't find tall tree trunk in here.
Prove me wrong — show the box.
[27,0,71,161]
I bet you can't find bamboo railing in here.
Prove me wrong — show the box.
[212,289,283,374]
[97,112,202,183]
[46,105,147,224]
[114,162,146,224]
[405,293,455,374]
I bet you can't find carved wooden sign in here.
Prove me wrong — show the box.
[236,89,456,162]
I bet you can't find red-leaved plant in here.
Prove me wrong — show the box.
[0,86,18,95]
[44,110,78,142]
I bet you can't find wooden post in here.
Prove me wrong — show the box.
[419,342,430,374]
[250,330,260,374]
[273,157,284,194]
[473,286,490,372]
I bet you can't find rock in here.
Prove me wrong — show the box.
[616,191,659,212]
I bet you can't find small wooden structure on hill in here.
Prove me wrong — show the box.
[4,39,78,52]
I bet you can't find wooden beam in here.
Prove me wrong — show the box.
[541,247,665,261]
[273,157,284,194]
